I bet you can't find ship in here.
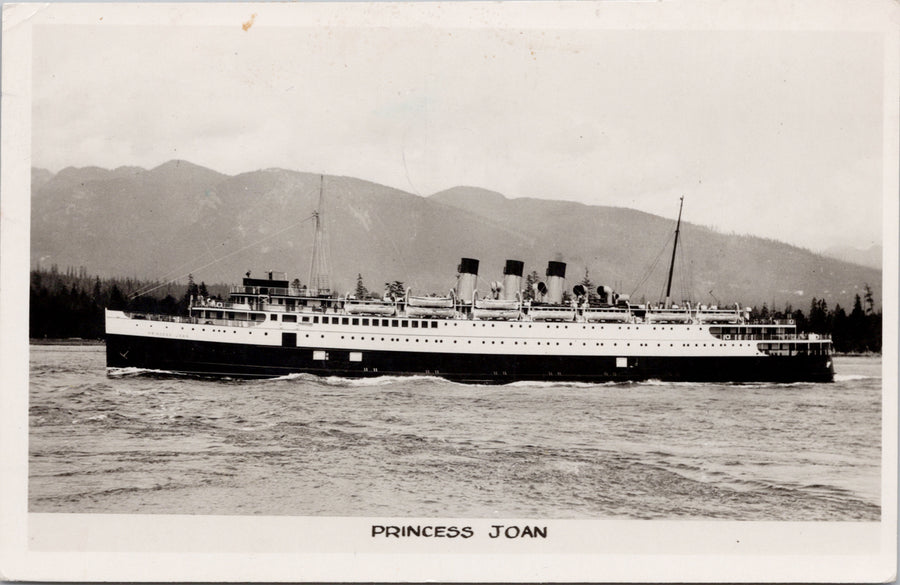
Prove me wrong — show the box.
[105,188,834,383]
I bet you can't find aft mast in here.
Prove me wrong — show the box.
[307,174,332,296]
[664,196,684,309]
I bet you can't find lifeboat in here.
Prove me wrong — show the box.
[472,308,520,320]
[696,311,740,324]
[406,295,454,308]
[582,308,631,323]
[475,298,518,310]
[529,306,575,321]
[646,309,693,323]
[406,305,456,318]
[473,297,520,320]
[344,300,396,316]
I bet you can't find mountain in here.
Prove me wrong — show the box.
[30,162,882,309]
[31,167,54,192]
[821,244,882,270]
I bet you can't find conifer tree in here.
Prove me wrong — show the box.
[355,274,369,299]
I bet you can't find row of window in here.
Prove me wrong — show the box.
[293,315,442,328]
[288,331,754,349]
[270,313,712,332]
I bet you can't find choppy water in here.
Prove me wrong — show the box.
[29,345,881,519]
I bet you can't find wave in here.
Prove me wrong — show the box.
[106,366,176,378]
[503,380,623,389]
[834,374,878,382]
[267,372,449,387]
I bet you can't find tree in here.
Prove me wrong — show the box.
[522,270,540,301]
[355,273,369,299]
[864,283,875,315]
[580,268,595,300]
[183,273,199,311]
[92,276,102,303]
[808,298,829,334]
[831,304,849,353]
[198,281,209,298]
[108,284,126,310]
[848,294,867,352]
[791,307,807,332]
[385,281,405,299]
[160,294,178,315]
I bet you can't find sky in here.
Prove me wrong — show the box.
[30,3,889,253]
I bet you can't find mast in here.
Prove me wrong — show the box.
[307,174,331,296]
[664,196,684,308]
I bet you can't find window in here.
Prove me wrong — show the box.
[283,315,297,323]
[352,318,359,326]
[381,319,389,326]
[411,321,419,328]
[362,318,370,326]
[401,321,408,328]
[342,318,349,325]
[431,321,438,328]
[270,314,278,321]
[282,332,296,347]
[392,320,399,327]
[313,316,319,324]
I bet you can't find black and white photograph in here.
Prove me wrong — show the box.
[1,1,897,581]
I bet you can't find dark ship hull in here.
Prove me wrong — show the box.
[106,330,834,384]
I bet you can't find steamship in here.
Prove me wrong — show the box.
[105,190,834,383]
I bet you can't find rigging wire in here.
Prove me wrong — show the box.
[131,212,317,299]
[629,230,674,302]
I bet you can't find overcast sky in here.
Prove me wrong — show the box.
[31,3,888,252]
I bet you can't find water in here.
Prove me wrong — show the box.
[29,345,881,520]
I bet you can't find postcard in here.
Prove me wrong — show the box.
[1,1,897,581]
